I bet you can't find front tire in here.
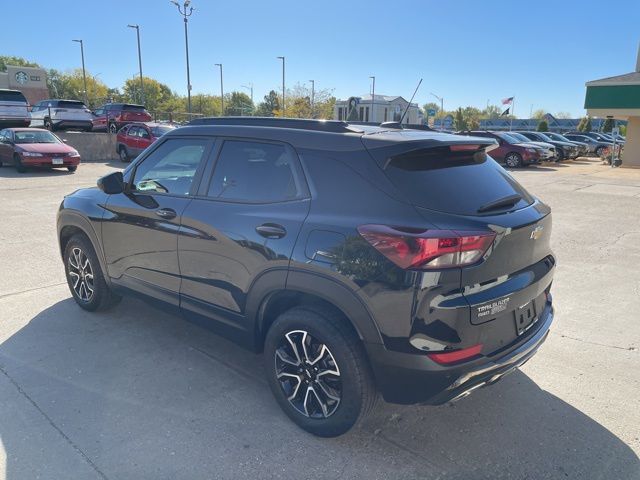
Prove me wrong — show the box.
[14,154,26,173]
[67,166,78,172]
[264,306,377,437]
[119,145,130,162]
[64,234,121,311]
[505,152,523,168]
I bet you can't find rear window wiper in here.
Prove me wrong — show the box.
[477,193,522,213]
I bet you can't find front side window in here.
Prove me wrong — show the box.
[207,140,306,203]
[132,138,208,196]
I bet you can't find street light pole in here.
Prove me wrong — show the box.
[369,76,375,123]
[241,83,253,104]
[171,1,194,114]
[309,79,314,118]
[277,56,285,116]
[430,92,444,130]
[72,39,88,106]
[215,64,224,116]
[127,24,144,105]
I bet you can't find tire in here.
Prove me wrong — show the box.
[595,146,605,157]
[63,234,121,311]
[504,152,523,168]
[556,149,565,161]
[67,166,78,172]
[264,306,377,437]
[119,145,130,162]
[109,122,118,134]
[14,154,26,173]
[44,118,54,131]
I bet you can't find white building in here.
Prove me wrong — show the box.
[334,94,421,124]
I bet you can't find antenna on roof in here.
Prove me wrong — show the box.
[399,78,422,124]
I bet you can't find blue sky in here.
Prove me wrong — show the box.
[2,0,639,117]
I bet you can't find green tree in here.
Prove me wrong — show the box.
[602,118,614,133]
[531,109,546,120]
[224,91,254,116]
[122,76,180,112]
[0,56,40,71]
[255,90,280,116]
[482,105,501,118]
[454,108,467,131]
[46,69,108,107]
[537,120,549,132]
[583,116,592,132]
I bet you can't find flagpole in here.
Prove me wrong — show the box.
[510,96,515,131]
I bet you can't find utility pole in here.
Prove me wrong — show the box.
[369,76,375,123]
[309,79,315,118]
[72,39,88,106]
[171,1,194,114]
[215,64,224,115]
[277,56,285,116]
[430,92,444,130]
[241,83,254,104]
[127,25,144,104]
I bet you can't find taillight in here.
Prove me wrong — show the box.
[357,225,496,270]
[427,344,483,365]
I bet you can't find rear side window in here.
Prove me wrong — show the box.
[207,140,307,203]
[382,146,534,215]
[0,91,27,103]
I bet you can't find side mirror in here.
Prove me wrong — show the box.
[97,171,125,194]
[62,138,68,143]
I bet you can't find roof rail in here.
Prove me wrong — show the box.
[187,116,361,133]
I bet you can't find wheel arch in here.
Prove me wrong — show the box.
[248,269,383,351]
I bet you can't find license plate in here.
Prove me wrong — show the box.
[52,157,63,165]
[514,300,537,335]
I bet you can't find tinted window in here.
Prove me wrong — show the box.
[151,126,174,137]
[132,138,208,195]
[0,91,27,103]
[123,104,146,112]
[58,100,87,109]
[127,126,139,137]
[207,140,305,203]
[382,146,534,215]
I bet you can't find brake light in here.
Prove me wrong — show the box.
[427,344,483,365]
[357,225,496,270]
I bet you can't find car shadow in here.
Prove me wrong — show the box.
[0,298,638,479]
[0,165,75,178]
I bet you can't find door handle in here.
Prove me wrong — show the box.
[256,223,287,239]
[155,208,177,219]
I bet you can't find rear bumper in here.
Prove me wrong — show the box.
[367,302,553,405]
[0,118,30,128]
[21,157,80,167]
[53,120,93,130]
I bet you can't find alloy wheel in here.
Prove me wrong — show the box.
[506,153,520,167]
[274,330,342,419]
[68,247,94,302]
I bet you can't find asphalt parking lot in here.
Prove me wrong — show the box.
[0,159,639,480]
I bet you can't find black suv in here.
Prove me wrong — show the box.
[57,118,555,437]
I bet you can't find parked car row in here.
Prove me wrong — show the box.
[0,89,153,133]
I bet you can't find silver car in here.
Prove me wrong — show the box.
[0,89,31,128]
[30,99,93,132]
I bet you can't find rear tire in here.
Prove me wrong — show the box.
[14,154,26,173]
[595,146,605,157]
[264,306,377,437]
[63,234,121,311]
[119,145,130,162]
[109,122,118,134]
[505,152,523,168]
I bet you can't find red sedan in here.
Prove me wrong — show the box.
[0,128,81,173]
[115,122,175,162]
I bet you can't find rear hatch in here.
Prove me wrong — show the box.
[121,104,152,122]
[363,131,554,354]
[52,100,93,121]
[0,90,30,119]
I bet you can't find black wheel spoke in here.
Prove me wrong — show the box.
[67,247,94,302]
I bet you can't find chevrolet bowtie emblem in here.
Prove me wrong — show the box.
[530,225,544,240]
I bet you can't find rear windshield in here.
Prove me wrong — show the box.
[151,126,174,137]
[382,146,534,215]
[0,91,28,103]
[123,104,146,111]
[58,100,87,109]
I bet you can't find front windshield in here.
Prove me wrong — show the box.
[508,132,531,143]
[14,130,60,144]
[496,132,521,144]
[151,126,174,137]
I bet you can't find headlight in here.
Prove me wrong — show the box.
[22,152,43,157]
[525,148,536,153]
[68,151,80,157]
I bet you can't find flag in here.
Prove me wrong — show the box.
[501,97,514,105]
[501,107,510,116]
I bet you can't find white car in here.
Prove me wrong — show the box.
[30,99,93,132]
[0,89,31,128]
